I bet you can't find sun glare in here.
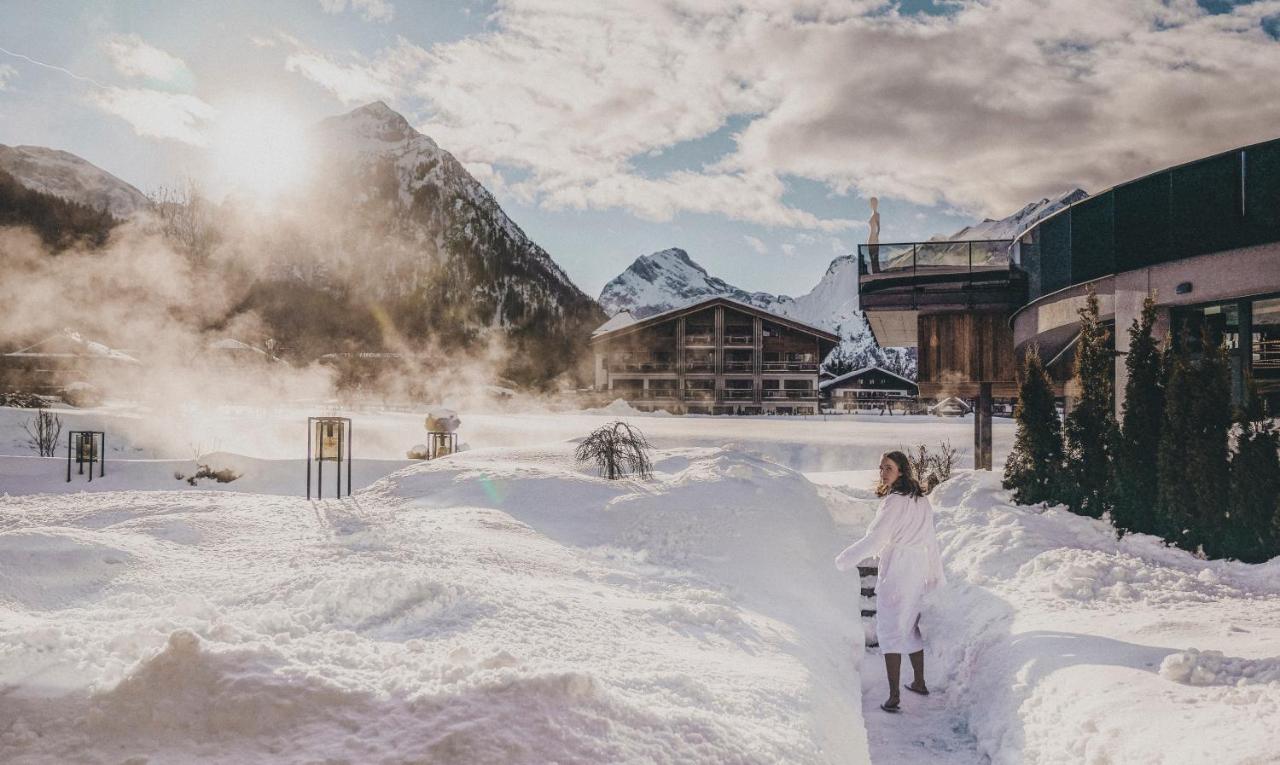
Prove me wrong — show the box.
[210,98,313,201]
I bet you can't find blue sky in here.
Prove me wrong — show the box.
[2,0,1278,299]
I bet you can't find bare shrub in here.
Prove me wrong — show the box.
[905,440,958,493]
[178,464,241,485]
[24,408,61,457]
[575,421,653,480]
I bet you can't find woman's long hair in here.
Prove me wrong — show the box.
[875,450,924,498]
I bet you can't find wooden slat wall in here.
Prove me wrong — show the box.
[918,312,1016,385]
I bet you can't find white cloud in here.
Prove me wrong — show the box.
[744,235,768,254]
[284,38,425,105]
[285,51,396,104]
[89,87,216,146]
[285,0,1280,225]
[0,64,16,90]
[318,0,395,23]
[104,35,192,84]
[781,243,796,257]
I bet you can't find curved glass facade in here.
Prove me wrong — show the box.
[1018,138,1280,302]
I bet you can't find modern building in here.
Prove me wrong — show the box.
[857,136,1280,466]
[590,297,839,415]
[1011,137,1280,412]
[819,365,919,413]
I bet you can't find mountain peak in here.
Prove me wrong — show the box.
[0,143,150,218]
[322,100,422,146]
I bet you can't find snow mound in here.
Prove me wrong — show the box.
[919,470,1280,765]
[1,444,869,763]
[1160,649,1280,687]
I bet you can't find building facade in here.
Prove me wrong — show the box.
[819,365,919,413]
[590,297,839,415]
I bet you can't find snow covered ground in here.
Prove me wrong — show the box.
[2,402,1277,764]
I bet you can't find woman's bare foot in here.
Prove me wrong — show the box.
[905,681,929,696]
[881,696,901,712]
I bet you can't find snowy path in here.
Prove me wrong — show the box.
[858,652,985,765]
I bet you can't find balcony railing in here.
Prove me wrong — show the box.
[723,333,754,345]
[1256,339,1280,371]
[684,389,715,400]
[857,239,1020,311]
[763,389,816,399]
[645,389,679,399]
[608,361,675,373]
[723,360,754,372]
[685,333,715,345]
[761,361,818,372]
[721,389,754,399]
[686,360,715,372]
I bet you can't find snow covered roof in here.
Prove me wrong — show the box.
[590,296,839,344]
[818,365,918,391]
[928,396,972,413]
[593,310,637,336]
[4,329,140,363]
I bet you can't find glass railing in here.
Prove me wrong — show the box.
[858,239,1013,277]
[721,389,755,399]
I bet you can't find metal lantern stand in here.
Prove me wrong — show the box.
[426,430,458,460]
[67,430,105,482]
[307,417,352,499]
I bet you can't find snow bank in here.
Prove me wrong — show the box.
[0,444,871,764]
[1160,649,1280,686]
[919,470,1280,765]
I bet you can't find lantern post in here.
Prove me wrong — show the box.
[307,417,352,499]
[66,431,105,482]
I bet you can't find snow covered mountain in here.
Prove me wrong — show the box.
[597,248,784,318]
[938,188,1088,241]
[240,101,604,380]
[0,144,150,218]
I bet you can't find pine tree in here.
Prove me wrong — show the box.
[1113,295,1164,535]
[1003,346,1065,506]
[1063,287,1118,518]
[1224,381,1280,562]
[1157,330,1232,555]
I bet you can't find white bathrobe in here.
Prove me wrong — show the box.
[835,491,946,654]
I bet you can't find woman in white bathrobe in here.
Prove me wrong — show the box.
[834,450,946,713]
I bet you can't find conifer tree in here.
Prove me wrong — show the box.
[1225,381,1280,562]
[1003,346,1065,506]
[1113,295,1164,535]
[1063,287,1118,518]
[1157,329,1232,554]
